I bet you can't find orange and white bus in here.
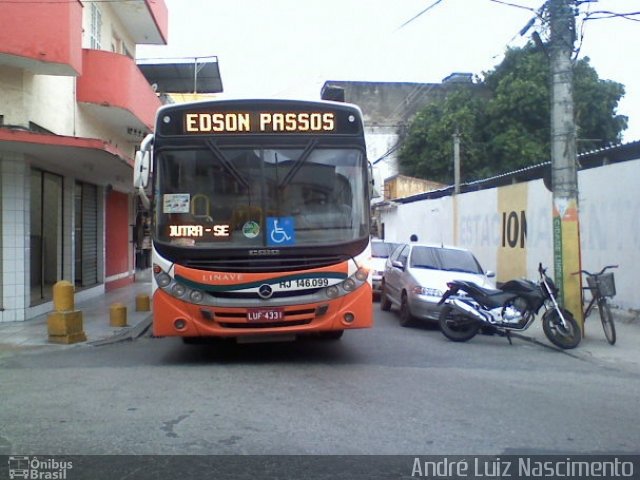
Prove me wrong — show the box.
[134,99,373,343]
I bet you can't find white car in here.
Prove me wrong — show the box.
[380,243,495,326]
[371,240,401,298]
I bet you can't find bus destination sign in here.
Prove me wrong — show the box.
[158,104,362,136]
[184,111,336,134]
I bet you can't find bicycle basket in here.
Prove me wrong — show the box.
[587,272,616,297]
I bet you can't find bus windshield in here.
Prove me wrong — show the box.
[154,144,368,248]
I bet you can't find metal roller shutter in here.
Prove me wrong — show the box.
[76,182,98,287]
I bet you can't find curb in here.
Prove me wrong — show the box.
[614,308,640,325]
[511,331,582,357]
[88,315,153,347]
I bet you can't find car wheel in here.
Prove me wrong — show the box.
[380,283,392,311]
[399,293,415,327]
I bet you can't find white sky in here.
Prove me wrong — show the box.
[137,0,640,142]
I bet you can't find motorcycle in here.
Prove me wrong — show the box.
[438,263,581,349]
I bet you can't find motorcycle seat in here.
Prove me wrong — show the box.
[450,280,516,309]
[478,286,504,296]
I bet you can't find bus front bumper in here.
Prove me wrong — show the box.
[151,284,373,339]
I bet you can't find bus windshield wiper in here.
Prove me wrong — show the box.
[278,139,318,189]
[205,139,250,189]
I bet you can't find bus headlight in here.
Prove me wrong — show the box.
[355,267,369,281]
[171,283,187,297]
[342,278,356,292]
[156,272,171,287]
[326,285,340,298]
[190,290,204,303]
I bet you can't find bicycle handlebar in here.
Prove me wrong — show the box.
[572,265,619,277]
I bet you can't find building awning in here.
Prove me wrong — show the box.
[0,128,134,193]
[137,57,223,94]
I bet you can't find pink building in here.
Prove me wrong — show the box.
[0,0,168,321]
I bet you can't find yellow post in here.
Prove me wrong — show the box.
[135,294,151,312]
[110,303,128,327]
[48,280,86,344]
[553,199,584,331]
[53,280,74,311]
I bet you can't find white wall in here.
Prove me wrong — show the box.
[0,67,30,125]
[577,161,640,310]
[366,126,400,200]
[30,75,76,135]
[379,159,640,311]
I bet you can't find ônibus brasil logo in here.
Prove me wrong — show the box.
[8,456,73,479]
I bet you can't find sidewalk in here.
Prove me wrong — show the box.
[512,309,640,373]
[0,270,153,351]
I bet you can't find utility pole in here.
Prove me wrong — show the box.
[453,130,461,194]
[549,0,583,329]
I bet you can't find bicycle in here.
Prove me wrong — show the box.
[572,265,619,345]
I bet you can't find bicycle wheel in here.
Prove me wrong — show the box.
[598,298,616,345]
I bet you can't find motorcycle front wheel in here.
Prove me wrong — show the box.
[542,308,581,349]
[439,305,481,342]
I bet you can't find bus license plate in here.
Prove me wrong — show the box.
[247,307,284,322]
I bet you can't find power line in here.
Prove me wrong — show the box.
[389,82,438,123]
[488,0,538,13]
[396,0,446,30]
[372,140,403,165]
[583,10,640,22]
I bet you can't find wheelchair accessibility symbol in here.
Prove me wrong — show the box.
[267,217,295,246]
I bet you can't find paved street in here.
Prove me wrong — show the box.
[1,301,639,457]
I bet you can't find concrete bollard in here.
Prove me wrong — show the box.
[110,303,128,327]
[48,280,86,344]
[53,280,75,311]
[135,294,150,312]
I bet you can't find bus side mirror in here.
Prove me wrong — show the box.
[133,150,150,189]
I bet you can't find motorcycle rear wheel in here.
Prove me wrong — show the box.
[542,308,581,349]
[439,305,481,342]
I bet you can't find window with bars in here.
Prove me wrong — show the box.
[90,4,102,49]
